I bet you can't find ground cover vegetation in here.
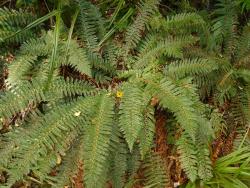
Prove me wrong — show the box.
[0,0,250,187]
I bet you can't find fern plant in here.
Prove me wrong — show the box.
[0,0,244,187]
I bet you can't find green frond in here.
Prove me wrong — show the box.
[32,151,57,183]
[145,78,198,139]
[235,23,250,64]
[210,109,227,134]
[241,87,250,122]
[19,32,53,56]
[83,94,115,188]
[177,134,198,182]
[162,12,206,34]
[139,104,155,158]
[107,107,128,188]
[59,39,91,76]
[123,0,159,57]
[6,54,37,85]
[34,126,80,185]
[52,78,96,98]
[145,78,213,181]
[143,153,169,188]
[109,137,129,188]
[126,144,141,176]
[76,0,106,52]
[0,81,45,119]
[52,136,84,188]
[233,127,250,150]
[212,0,238,55]
[0,7,37,44]
[119,83,144,151]
[230,96,246,126]
[0,96,95,186]
[196,119,213,181]
[134,35,197,69]
[137,33,159,55]
[215,69,238,104]
[165,58,218,79]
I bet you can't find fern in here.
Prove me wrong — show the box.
[1,96,95,186]
[212,0,238,55]
[0,7,37,44]
[134,35,197,69]
[166,58,218,79]
[0,80,45,119]
[76,0,106,52]
[146,78,198,139]
[161,12,206,34]
[139,104,155,158]
[119,83,144,151]
[143,153,169,188]
[1,1,248,187]
[52,136,84,187]
[177,134,198,182]
[123,0,159,57]
[83,94,115,187]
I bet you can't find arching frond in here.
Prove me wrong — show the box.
[163,12,206,34]
[52,136,84,188]
[59,39,91,76]
[83,94,115,188]
[123,0,159,57]
[0,96,95,186]
[145,78,199,139]
[134,35,197,69]
[165,58,218,79]
[76,0,106,52]
[143,153,169,188]
[0,7,37,44]
[119,83,144,151]
[139,104,155,158]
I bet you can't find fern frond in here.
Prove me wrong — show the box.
[134,35,197,69]
[139,104,155,158]
[59,39,91,76]
[235,23,250,64]
[109,137,128,188]
[6,54,37,85]
[76,0,106,52]
[0,7,37,44]
[177,134,198,182]
[51,78,96,98]
[83,94,114,188]
[127,144,141,176]
[119,83,144,151]
[196,119,213,181]
[212,0,238,55]
[143,153,169,188]
[166,58,218,79]
[19,32,53,56]
[145,78,198,139]
[0,80,45,119]
[163,12,206,34]
[52,136,84,188]
[1,96,95,186]
[32,151,57,183]
[233,127,250,150]
[123,0,159,57]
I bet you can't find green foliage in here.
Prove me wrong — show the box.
[0,7,37,44]
[0,0,250,187]
[143,153,169,187]
[119,83,144,151]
